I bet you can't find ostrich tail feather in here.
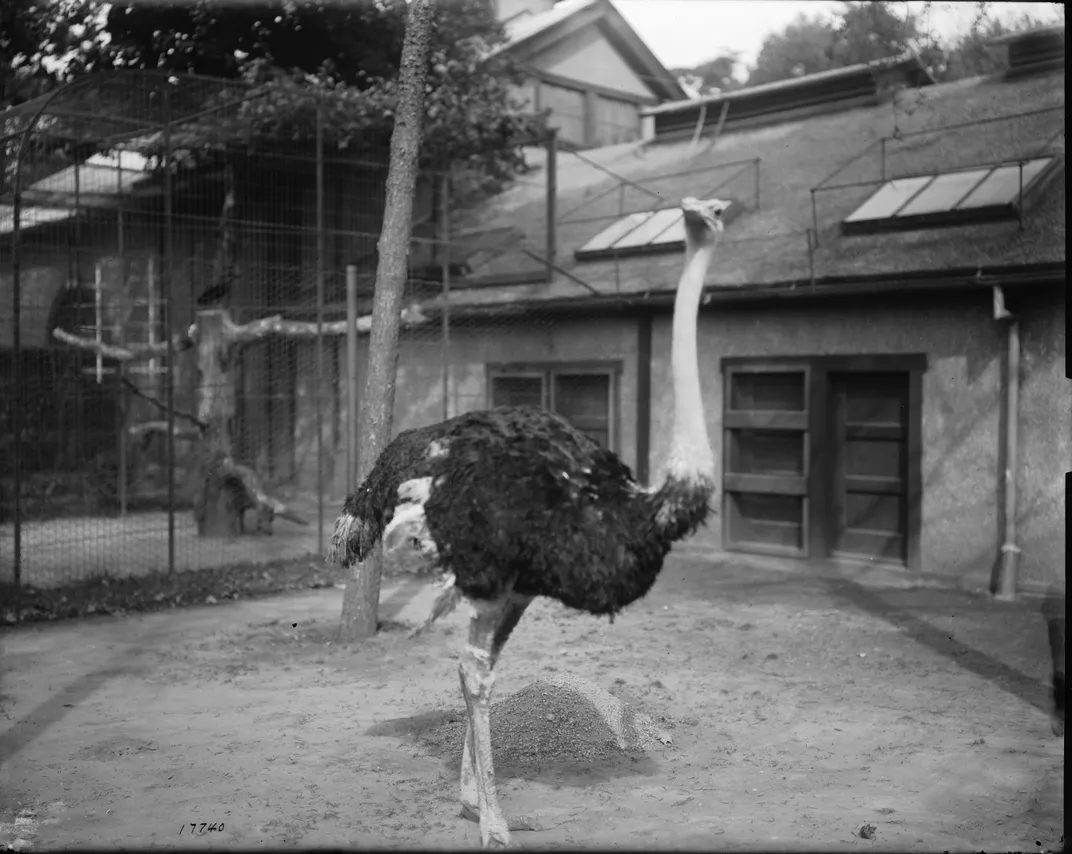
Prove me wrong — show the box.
[327,511,378,566]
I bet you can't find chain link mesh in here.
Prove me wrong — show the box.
[1,72,563,606]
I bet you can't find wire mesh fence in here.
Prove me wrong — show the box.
[1,71,560,610]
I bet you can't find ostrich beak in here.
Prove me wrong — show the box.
[682,197,730,234]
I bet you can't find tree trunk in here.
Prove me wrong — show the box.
[191,309,310,537]
[337,0,436,641]
[56,308,406,540]
[191,309,243,536]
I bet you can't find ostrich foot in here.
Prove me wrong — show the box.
[460,803,543,832]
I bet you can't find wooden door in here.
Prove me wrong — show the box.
[830,373,909,564]
[723,367,809,556]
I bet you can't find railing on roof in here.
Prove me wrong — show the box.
[555,152,762,292]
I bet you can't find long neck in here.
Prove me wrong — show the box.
[664,241,716,484]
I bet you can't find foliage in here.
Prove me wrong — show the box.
[746,13,839,85]
[671,53,743,97]
[672,1,1062,91]
[112,0,543,180]
[744,3,936,86]
[1,0,543,189]
[0,0,105,108]
[936,9,1061,82]
[830,2,928,68]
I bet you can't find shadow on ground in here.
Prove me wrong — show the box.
[670,551,1057,715]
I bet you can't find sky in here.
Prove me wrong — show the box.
[612,1,1065,72]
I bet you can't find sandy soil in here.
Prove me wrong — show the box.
[0,553,1063,851]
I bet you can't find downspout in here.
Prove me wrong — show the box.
[994,285,1021,601]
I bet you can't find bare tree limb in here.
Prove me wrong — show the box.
[53,328,195,359]
[224,459,310,527]
[226,303,428,343]
[54,306,420,357]
[52,328,142,360]
[128,422,203,441]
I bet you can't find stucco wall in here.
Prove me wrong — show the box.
[648,290,1067,592]
[1014,287,1067,592]
[291,315,641,499]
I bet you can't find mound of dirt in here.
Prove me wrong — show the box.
[419,675,668,777]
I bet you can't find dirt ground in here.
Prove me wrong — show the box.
[0,552,1064,851]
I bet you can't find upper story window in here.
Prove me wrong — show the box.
[841,156,1062,235]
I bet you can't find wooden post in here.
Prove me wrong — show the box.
[346,265,359,495]
[545,129,557,283]
[117,161,128,516]
[338,0,435,641]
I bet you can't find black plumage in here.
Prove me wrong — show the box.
[332,405,712,618]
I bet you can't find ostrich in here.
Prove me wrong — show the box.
[329,196,728,848]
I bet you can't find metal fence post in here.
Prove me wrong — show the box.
[117,154,128,516]
[440,169,451,423]
[10,139,24,621]
[315,103,326,553]
[162,88,176,574]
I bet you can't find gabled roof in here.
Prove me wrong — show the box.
[487,0,687,103]
[450,68,1064,309]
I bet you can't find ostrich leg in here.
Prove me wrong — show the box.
[458,594,531,848]
[460,596,532,825]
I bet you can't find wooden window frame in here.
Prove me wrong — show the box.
[721,354,926,570]
[487,360,622,454]
[487,371,547,409]
[532,71,652,149]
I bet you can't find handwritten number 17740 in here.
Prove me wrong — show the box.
[180,823,224,834]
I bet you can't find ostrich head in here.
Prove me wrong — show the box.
[681,197,729,245]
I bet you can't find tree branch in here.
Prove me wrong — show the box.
[52,328,142,361]
[226,303,428,343]
[53,328,195,359]
[223,459,310,527]
[128,422,203,441]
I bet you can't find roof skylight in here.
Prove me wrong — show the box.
[575,199,740,261]
[842,157,1060,235]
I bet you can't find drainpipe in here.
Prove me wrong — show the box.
[994,285,1021,601]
